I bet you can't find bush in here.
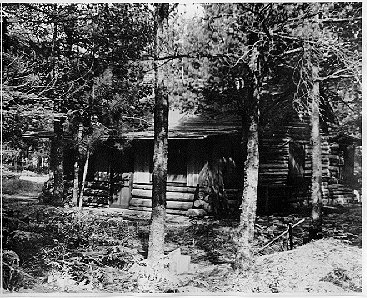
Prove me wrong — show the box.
[2,250,34,291]
[6,230,44,262]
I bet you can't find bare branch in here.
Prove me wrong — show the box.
[281,47,303,57]
[317,74,355,82]
[321,17,362,23]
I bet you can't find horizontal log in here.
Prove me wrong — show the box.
[132,189,194,202]
[130,198,193,210]
[260,164,288,169]
[133,183,197,193]
[129,206,188,215]
[227,199,240,206]
[331,190,353,194]
[328,184,348,188]
[260,170,289,174]
[329,192,350,196]
[329,187,353,191]
[259,173,288,176]
[328,190,353,194]
[261,156,288,160]
[303,170,330,175]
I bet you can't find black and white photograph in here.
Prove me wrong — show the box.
[1,2,363,295]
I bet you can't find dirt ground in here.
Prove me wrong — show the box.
[1,175,363,294]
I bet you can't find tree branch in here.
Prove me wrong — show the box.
[317,68,360,83]
[321,17,362,23]
[317,74,355,82]
[281,47,303,57]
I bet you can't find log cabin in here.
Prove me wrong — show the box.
[69,110,361,216]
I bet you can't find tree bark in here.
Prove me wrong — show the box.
[72,122,83,205]
[310,64,323,239]
[50,116,64,206]
[236,83,260,270]
[78,149,90,209]
[147,4,169,267]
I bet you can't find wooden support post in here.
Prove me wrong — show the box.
[288,223,293,250]
[109,165,114,205]
[265,185,269,215]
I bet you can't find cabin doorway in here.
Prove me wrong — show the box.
[110,172,133,209]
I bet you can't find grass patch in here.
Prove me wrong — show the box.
[2,178,43,195]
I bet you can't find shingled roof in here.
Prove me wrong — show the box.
[123,110,242,139]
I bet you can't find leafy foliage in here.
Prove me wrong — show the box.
[3,4,156,152]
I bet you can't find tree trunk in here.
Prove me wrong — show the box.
[147,4,169,268]
[49,6,64,206]
[72,161,79,205]
[236,83,260,270]
[78,149,90,209]
[50,116,64,206]
[310,64,323,239]
[72,122,83,205]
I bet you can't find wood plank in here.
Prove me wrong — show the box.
[130,198,193,210]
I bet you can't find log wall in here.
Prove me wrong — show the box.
[75,117,355,213]
[129,182,242,215]
[259,136,290,185]
[130,183,197,215]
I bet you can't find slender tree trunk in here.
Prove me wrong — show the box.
[72,122,83,205]
[310,64,323,239]
[51,14,58,79]
[147,4,169,267]
[78,149,90,209]
[49,5,64,206]
[50,116,64,206]
[236,83,260,270]
[72,161,79,205]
